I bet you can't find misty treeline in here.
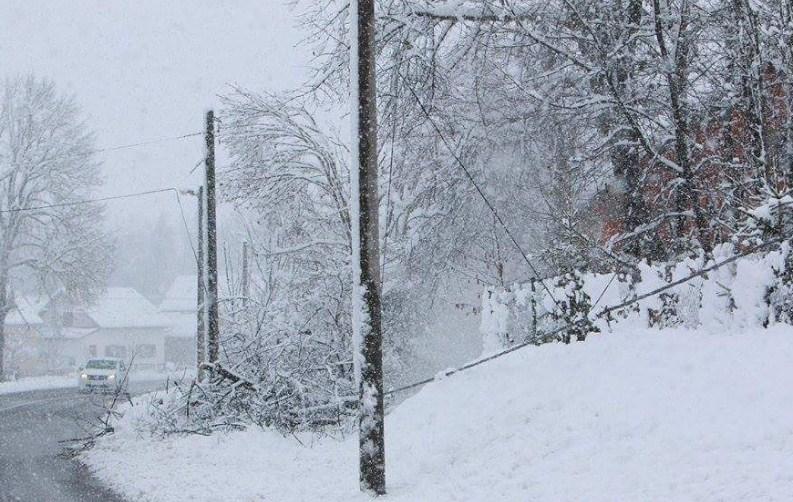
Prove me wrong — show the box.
[150,0,793,433]
[0,76,112,381]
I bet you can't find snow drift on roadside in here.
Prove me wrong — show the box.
[0,369,196,396]
[84,327,793,501]
[0,374,76,395]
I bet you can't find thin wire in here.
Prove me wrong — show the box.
[0,187,178,213]
[590,271,619,311]
[95,132,203,154]
[25,131,204,166]
[189,157,205,174]
[597,236,787,319]
[0,183,206,292]
[381,67,402,288]
[173,190,204,288]
[385,318,586,396]
[398,72,561,309]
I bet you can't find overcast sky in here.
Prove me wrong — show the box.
[0,0,310,228]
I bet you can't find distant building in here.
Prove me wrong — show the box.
[3,284,203,376]
[39,287,173,372]
[158,275,199,368]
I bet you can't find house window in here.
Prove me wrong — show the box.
[88,345,97,357]
[135,344,156,358]
[105,345,127,358]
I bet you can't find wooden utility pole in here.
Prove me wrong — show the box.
[241,241,249,309]
[204,111,220,364]
[351,0,386,495]
[196,185,206,379]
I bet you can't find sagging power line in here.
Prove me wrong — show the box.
[398,71,563,311]
[384,234,791,397]
[0,187,181,213]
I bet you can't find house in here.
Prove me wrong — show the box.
[3,284,204,377]
[39,287,173,372]
[158,275,199,368]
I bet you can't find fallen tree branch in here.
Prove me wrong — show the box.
[200,362,259,392]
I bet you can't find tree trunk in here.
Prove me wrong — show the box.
[653,0,710,255]
[0,256,9,381]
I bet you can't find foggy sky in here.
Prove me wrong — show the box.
[0,0,310,229]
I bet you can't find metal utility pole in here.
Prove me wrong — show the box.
[204,111,220,364]
[351,0,386,495]
[196,185,206,380]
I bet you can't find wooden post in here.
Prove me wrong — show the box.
[351,0,386,495]
[196,185,206,379]
[204,111,220,364]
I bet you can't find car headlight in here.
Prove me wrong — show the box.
[81,373,88,379]
[108,374,116,380]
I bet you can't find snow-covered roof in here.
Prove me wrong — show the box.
[6,296,46,326]
[40,327,98,339]
[85,287,170,329]
[160,275,197,313]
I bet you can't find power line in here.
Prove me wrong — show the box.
[385,318,587,397]
[386,234,789,397]
[0,181,209,294]
[0,187,179,213]
[26,131,205,166]
[398,72,561,310]
[173,189,206,294]
[596,236,788,319]
[1,185,205,283]
[189,157,205,174]
[590,271,619,311]
[7,114,321,169]
[94,131,203,154]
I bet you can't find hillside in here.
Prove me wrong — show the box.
[85,326,793,501]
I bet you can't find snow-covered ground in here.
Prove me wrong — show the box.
[0,369,195,396]
[0,374,77,395]
[84,326,793,501]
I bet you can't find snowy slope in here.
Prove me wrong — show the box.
[84,327,793,501]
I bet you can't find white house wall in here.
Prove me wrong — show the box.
[44,329,170,371]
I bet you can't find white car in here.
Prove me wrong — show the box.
[78,357,128,393]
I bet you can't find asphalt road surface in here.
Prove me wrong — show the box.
[0,383,159,502]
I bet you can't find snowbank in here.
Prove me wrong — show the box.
[0,374,76,395]
[0,368,194,396]
[85,326,793,501]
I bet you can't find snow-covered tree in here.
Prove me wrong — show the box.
[0,76,112,380]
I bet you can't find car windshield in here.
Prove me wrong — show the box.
[85,359,118,370]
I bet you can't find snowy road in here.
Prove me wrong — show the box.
[0,385,158,502]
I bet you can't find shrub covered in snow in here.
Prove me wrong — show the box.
[481,242,793,351]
